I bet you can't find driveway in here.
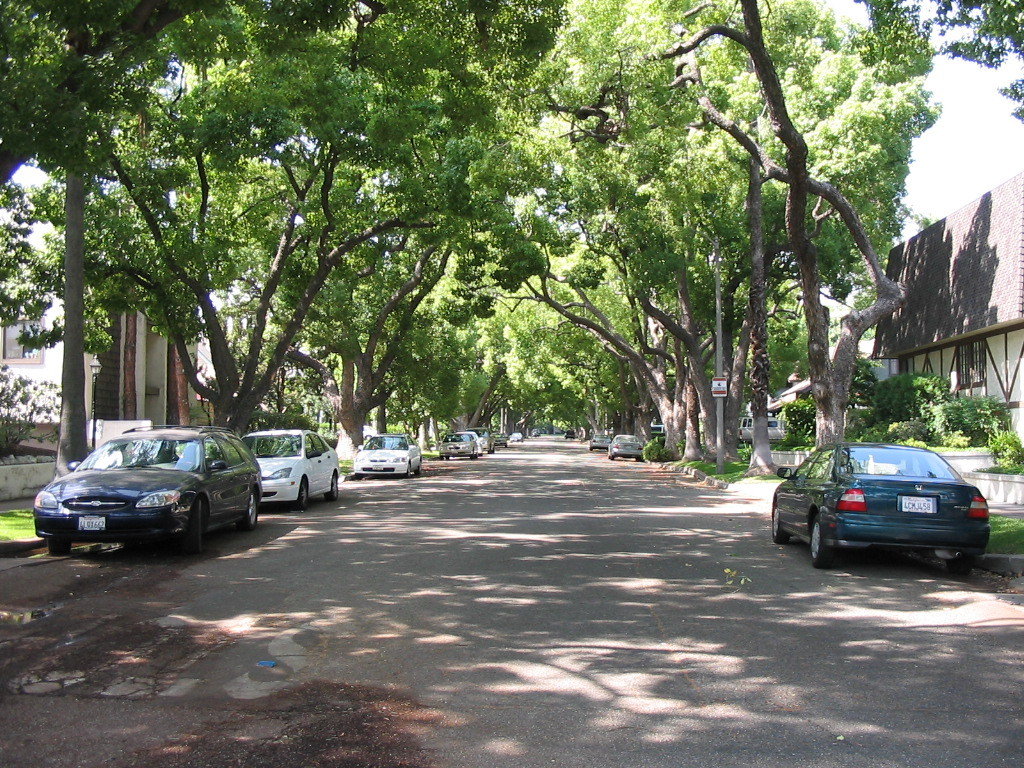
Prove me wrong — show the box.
[2,439,1023,767]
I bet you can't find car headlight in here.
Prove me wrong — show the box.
[264,467,292,480]
[34,490,59,510]
[137,490,182,509]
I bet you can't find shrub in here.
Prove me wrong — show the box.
[0,366,61,456]
[872,374,950,428]
[989,431,1024,468]
[642,438,675,463]
[933,396,1009,445]
[938,432,972,450]
[897,438,928,449]
[884,420,931,443]
[781,398,816,443]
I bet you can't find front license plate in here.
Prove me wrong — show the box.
[900,495,936,514]
[78,515,106,531]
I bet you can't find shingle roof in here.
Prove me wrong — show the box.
[874,170,1024,357]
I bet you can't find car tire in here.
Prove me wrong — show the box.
[471,453,478,460]
[324,472,339,501]
[635,457,643,462]
[771,505,791,544]
[608,454,615,460]
[46,537,72,556]
[809,516,835,569]
[294,478,309,510]
[236,489,259,531]
[413,459,422,476]
[180,499,205,555]
[945,554,975,575]
[401,461,411,479]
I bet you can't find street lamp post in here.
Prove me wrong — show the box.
[89,357,101,449]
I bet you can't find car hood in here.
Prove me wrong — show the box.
[46,468,198,499]
[255,457,299,473]
[357,449,407,460]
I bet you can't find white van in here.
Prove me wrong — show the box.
[739,417,786,442]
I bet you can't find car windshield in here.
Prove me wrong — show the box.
[80,438,203,472]
[615,435,641,444]
[840,446,960,480]
[243,435,302,458]
[443,433,471,443]
[364,436,408,451]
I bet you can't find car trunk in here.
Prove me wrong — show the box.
[849,476,976,523]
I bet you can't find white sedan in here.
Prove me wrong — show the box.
[352,434,423,479]
[242,429,340,509]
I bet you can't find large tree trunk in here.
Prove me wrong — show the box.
[56,173,89,476]
[683,373,703,461]
[745,158,775,475]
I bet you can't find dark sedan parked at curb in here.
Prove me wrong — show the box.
[771,443,989,572]
[34,426,262,556]
[608,434,644,462]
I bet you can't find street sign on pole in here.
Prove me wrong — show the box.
[711,376,728,398]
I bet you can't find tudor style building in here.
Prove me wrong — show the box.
[874,169,1024,433]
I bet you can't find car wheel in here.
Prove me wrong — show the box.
[413,459,422,476]
[236,489,259,531]
[401,461,411,478]
[809,516,835,569]
[294,478,309,510]
[635,456,643,462]
[46,537,71,556]
[608,454,615,460]
[180,499,205,555]
[945,554,975,575]
[324,472,339,501]
[471,453,478,460]
[771,505,791,544]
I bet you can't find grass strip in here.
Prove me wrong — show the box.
[0,510,36,542]
[987,514,1024,554]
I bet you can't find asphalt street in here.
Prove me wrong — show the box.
[2,438,1024,767]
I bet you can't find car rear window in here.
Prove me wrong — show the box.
[841,446,960,480]
[443,434,470,443]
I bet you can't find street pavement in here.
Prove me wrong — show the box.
[2,439,1024,767]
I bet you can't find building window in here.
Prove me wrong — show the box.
[956,339,986,389]
[2,322,41,361]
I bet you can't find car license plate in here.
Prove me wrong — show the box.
[78,516,106,531]
[900,496,936,514]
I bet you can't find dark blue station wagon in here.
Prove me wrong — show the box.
[771,443,990,572]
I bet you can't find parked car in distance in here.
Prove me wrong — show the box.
[242,429,339,509]
[509,432,524,443]
[564,429,577,439]
[739,416,787,442]
[530,429,542,437]
[772,443,990,572]
[34,425,262,556]
[608,435,644,462]
[494,433,509,448]
[589,433,612,451]
[469,428,496,454]
[352,434,423,478]
[438,432,481,460]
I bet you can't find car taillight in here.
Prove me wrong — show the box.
[969,495,989,520]
[836,488,867,512]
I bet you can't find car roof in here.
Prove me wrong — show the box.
[114,427,234,441]
[243,429,310,436]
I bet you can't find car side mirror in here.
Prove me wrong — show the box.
[208,459,228,472]
[776,467,794,479]
[67,461,81,471]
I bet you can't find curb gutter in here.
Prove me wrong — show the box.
[0,538,42,556]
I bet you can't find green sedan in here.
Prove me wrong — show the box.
[772,443,990,573]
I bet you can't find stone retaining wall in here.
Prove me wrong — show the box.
[963,471,1024,505]
[0,460,55,502]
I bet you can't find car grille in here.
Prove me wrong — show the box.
[63,496,131,512]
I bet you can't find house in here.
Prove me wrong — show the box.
[874,169,1024,433]
[3,311,192,442]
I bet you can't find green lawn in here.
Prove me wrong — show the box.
[0,510,36,542]
[986,514,1024,555]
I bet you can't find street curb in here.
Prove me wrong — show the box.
[0,538,42,556]
[657,462,730,490]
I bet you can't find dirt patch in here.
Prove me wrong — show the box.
[109,680,441,768]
